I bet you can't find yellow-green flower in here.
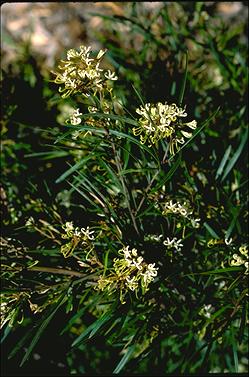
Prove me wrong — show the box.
[52,45,117,98]
[133,102,197,154]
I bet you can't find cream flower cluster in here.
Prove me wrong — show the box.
[133,102,197,154]
[61,221,95,258]
[115,246,158,292]
[62,221,94,241]
[96,246,158,303]
[162,200,200,228]
[53,45,118,98]
[230,245,248,274]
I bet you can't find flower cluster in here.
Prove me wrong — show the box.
[230,245,248,274]
[133,102,197,154]
[61,221,95,258]
[162,200,200,228]
[52,45,118,98]
[96,246,158,303]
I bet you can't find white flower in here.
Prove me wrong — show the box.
[125,276,139,291]
[97,49,107,60]
[200,304,214,318]
[163,200,200,229]
[70,108,82,125]
[147,263,158,277]
[225,238,233,246]
[185,120,197,129]
[191,218,201,228]
[163,237,183,252]
[53,45,118,98]
[239,245,248,257]
[25,216,35,227]
[63,221,74,233]
[104,70,118,81]
[80,226,95,240]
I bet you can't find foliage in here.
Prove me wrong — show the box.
[1,3,248,375]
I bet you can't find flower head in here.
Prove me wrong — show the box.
[133,102,197,154]
[230,245,248,274]
[61,221,95,258]
[96,245,158,303]
[162,200,200,229]
[52,45,117,98]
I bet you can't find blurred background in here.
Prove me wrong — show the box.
[1,2,248,67]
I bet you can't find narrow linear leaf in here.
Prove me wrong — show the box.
[233,343,239,373]
[221,128,248,181]
[98,159,123,193]
[204,222,219,238]
[8,330,33,360]
[81,112,138,126]
[55,155,92,184]
[215,145,232,179]
[131,84,145,106]
[113,344,136,374]
[25,151,68,159]
[1,325,12,344]
[72,312,112,347]
[185,266,242,276]
[178,51,188,106]
[168,106,220,161]
[225,207,241,240]
[238,303,246,344]
[20,295,67,366]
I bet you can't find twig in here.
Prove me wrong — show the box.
[28,266,85,278]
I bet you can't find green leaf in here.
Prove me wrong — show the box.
[131,84,146,106]
[186,266,242,276]
[215,145,232,179]
[20,295,67,366]
[221,128,248,181]
[150,155,181,194]
[55,155,93,184]
[98,159,123,193]
[8,330,33,360]
[1,325,12,344]
[168,107,220,161]
[25,151,69,159]
[81,111,138,126]
[203,222,219,238]
[113,344,136,374]
[178,51,188,107]
[123,140,131,170]
[225,206,241,240]
[72,312,113,347]
[238,303,247,344]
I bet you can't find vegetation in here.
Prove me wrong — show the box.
[1,3,248,375]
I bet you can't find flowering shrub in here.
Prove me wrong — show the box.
[1,3,248,375]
